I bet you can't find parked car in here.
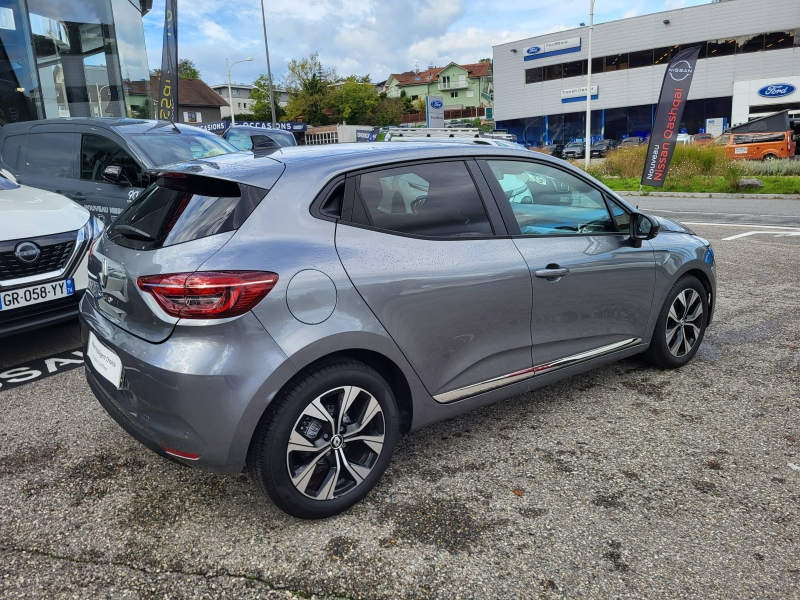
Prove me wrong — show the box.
[387,136,525,148]
[223,125,297,152]
[445,120,474,128]
[714,131,795,161]
[561,140,587,159]
[540,143,565,158]
[0,118,239,224]
[620,136,646,147]
[0,169,103,337]
[590,139,619,158]
[692,133,715,146]
[81,143,716,519]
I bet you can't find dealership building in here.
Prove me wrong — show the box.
[0,0,153,127]
[492,0,800,146]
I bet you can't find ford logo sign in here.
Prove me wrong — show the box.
[526,46,541,55]
[757,84,796,98]
[15,241,41,264]
[430,100,443,109]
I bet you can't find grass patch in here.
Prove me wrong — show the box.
[569,144,800,193]
[594,175,800,194]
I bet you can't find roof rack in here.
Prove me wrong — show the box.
[384,127,516,141]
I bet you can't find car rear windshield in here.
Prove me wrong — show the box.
[106,175,267,250]
[128,132,239,166]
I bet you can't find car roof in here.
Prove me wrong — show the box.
[227,125,294,135]
[0,117,219,136]
[156,142,546,188]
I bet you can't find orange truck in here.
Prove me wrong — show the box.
[714,131,796,160]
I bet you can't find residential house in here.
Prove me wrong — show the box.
[385,62,492,110]
[209,83,290,118]
[150,75,229,124]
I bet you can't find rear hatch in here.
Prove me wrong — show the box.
[87,162,284,343]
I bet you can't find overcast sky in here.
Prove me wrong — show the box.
[142,0,708,87]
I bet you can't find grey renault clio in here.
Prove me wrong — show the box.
[80,143,716,519]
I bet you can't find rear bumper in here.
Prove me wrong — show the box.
[80,297,297,474]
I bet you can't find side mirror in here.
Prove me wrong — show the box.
[102,165,129,186]
[629,213,659,248]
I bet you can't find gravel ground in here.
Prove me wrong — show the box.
[1,222,798,599]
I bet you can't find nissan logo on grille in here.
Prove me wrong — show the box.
[14,241,41,264]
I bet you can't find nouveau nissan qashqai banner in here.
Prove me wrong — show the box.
[641,46,702,188]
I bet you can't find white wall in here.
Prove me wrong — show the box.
[493,0,800,121]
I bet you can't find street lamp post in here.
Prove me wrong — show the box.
[259,0,278,128]
[226,56,253,125]
[584,0,595,169]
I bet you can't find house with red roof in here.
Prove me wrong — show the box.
[384,62,493,110]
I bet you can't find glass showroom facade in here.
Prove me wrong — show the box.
[0,0,152,127]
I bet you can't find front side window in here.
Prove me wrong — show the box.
[486,160,615,236]
[714,135,731,146]
[26,132,75,177]
[354,161,493,238]
[80,134,142,186]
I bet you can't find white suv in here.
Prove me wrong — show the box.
[0,170,102,337]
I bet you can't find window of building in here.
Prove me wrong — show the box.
[451,91,459,98]
[543,63,563,81]
[629,49,653,69]
[737,34,764,53]
[562,60,583,78]
[184,111,200,123]
[26,133,75,177]
[238,102,242,108]
[591,57,603,74]
[411,95,419,100]
[764,31,794,51]
[706,38,736,57]
[466,90,474,97]
[80,134,142,186]
[484,161,614,236]
[232,88,240,95]
[525,67,543,84]
[653,47,672,65]
[604,53,628,72]
[353,161,493,238]
[441,76,451,87]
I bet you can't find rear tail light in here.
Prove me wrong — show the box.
[137,271,278,319]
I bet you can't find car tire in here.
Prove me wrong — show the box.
[762,153,778,161]
[645,275,708,370]
[247,358,399,519]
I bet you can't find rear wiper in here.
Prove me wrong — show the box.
[113,224,155,240]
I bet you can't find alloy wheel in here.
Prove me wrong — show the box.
[665,288,704,357]
[286,386,385,500]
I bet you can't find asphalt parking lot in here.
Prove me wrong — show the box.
[1,198,799,599]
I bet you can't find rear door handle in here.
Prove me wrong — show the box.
[535,267,570,280]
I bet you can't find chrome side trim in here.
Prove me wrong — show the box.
[433,337,642,403]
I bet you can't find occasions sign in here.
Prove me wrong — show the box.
[757,84,796,99]
[524,37,581,61]
[195,121,307,133]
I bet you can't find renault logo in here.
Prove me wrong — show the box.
[14,241,41,264]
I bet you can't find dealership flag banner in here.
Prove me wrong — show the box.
[158,0,178,122]
[641,46,701,188]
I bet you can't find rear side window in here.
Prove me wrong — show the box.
[107,176,267,250]
[353,161,493,238]
[26,133,75,177]
[2,135,27,172]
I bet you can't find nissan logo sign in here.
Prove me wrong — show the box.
[526,46,541,55]
[668,60,693,81]
[430,100,443,109]
[757,84,796,98]
[15,241,41,264]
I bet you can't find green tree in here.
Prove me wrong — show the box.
[479,58,491,63]
[281,52,337,126]
[178,59,200,79]
[369,97,404,127]
[331,76,378,124]
[249,74,286,122]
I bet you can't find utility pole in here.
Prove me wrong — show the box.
[260,0,278,128]
[584,0,595,169]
